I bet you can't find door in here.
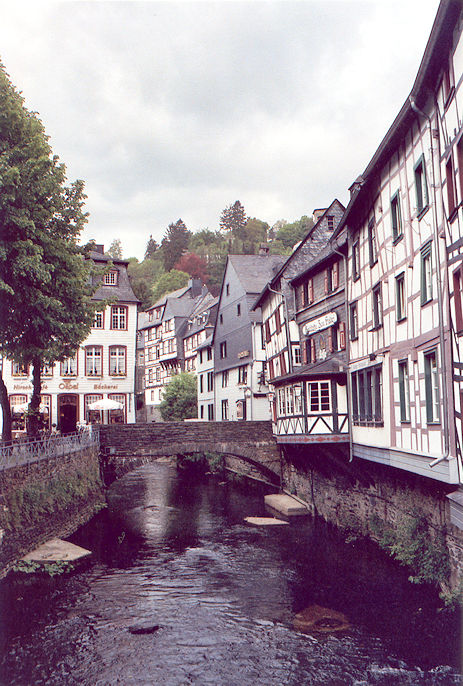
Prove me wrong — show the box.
[58,394,79,434]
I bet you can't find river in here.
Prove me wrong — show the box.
[0,462,461,685]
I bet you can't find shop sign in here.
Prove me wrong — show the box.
[302,312,337,336]
[59,381,78,390]
[94,383,118,390]
[238,350,250,359]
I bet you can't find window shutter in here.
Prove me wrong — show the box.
[265,320,271,343]
[310,338,316,363]
[280,352,287,375]
[302,342,308,364]
[324,271,329,294]
[308,279,314,303]
[275,307,281,334]
[332,262,339,290]
[339,322,346,350]
[424,356,432,423]
[328,328,333,353]
[269,359,274,379]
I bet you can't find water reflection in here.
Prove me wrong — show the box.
[0,463,461,686]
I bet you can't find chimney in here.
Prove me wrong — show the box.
[94,244,105,255]
[188,278,202,297]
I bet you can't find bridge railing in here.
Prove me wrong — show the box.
[0,428,100,471]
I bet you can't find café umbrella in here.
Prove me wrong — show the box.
[88,398,123,411]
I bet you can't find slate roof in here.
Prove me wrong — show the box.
[150,285,190,310]
[271,357,347,385]
[88,250,139,304]
[228,254,286,295]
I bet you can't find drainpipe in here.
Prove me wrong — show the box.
[409,97,450,467]
[331,240,354,463]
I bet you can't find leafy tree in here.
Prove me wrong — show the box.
[107,239,123,259]
[159,372,197,421]
[220,200,247,235]
[174,252,209,282]
[161,219,191,271]
[127,256,164,309]
[152,269,189,303]
[274,215,314,249]
[0,63,96,440]
[144,234,159,260]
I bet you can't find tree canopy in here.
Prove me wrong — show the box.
[152,269,189,303]
[174,252,209,282]
[161,219,191,271]
[159,372,197,421]
[144,234,159,260]
[220,200,247,234]
[0,63,96,440]
[107,239,123,259]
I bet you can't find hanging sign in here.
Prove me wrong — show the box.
[302,311,337,336]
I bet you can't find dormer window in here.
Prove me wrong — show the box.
[104,270,118,286]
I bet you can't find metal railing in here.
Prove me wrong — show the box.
[0,428,100,470]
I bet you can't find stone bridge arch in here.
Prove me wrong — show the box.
[99,421,281,484]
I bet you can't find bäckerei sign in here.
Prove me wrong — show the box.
[302,312,337,335]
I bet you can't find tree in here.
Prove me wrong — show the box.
[152,269,189,303]
[161,219,191,271]
[159,372,197,421]
[274,215,314,249]
[220,200,247,235]
[0,63,96,441]
[144,234,159,260]
[127,256,164,309]
[174,252,209,282]
[107,239,123,259]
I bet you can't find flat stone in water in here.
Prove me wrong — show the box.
[22,538,91,563]
[294,604,350,634]
[244,517,289,526]
[128,624,160,635]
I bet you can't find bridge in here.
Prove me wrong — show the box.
[98,421,281,484]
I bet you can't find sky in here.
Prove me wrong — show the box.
[0,0,440,260]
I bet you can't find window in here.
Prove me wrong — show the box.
[275,307,282,334]
[199,350,203,364]
[207,347,212,361]
[222,370,228,387]
[199,374,204,393]
[12,362,28,376]
[307,381,331,413]
[424,350,440,423]
[396,273,406,321]
[219,314,223,324]
[327,215,335,231]
[220,341,227,359]
[398,360,410,423]
[391,192,403,242]
[351,365,383,425]
[221,399,229,420]
[453,267,463,334]
[93,311,104,329]
[41,362,54,377]
[207,372,214,392]
[237,303,241,316]
[352,239,360,280]
[414,155,428,214]
[109,346,126,376]
[103,270,118,286]
[208,404,214,420]
[421,242,432,305]
[446,155,457,218]
[85,346,102,376]
[108,393,126,423]
[85,394,103,422]
[238,365,248,385]
[155,368,161,382]
[372,283,382,329]
[368,217,377,266]
[61,354,78,377]
[226,284,230,296]
[349,302,358,340]
[200,405,204,419]
[457,137,463,203]
[293,346,301,366]
[111,305,127,330]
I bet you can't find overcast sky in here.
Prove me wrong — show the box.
[0,0,440,260]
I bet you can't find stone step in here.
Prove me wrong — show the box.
[264,493,309,517]
[244,516,289,526]
[22,538,91,563]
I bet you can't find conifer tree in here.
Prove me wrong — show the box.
[161,219,191,271]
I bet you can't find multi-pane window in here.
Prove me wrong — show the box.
[349,302,358,340]
[221,399,229,420]
[421,242,433,305]
[351,365,383,425]
[208,404,214,420]
[41,362,54,377]
[396,273,406,321]
[12,362,28,376]
[398,360,410,423]
[424,350,440,423]
[207,372,214,392]
[352,239,360,280]
[108,394,126,423]
[103,270,118,286]
[199,374,204,393]
[372,283,382,329]
[85,394,103,422]
[238,365,248,385]
[414,155,428,214]
[293,346,301,366]
[391,192,403,242]
[220,341,227,359]
[276,386,300,417]
[207,347,212,361]
[111,306,127,330]
[222,370,228,387]
[327,215,335,231]
[85,346,102,376]
[61,354,78,377]
[93,311,104,329]
[368,217,377,266]
[109,346,126,376]
[307,381,330,413]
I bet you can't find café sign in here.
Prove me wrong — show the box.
[302,311,337,336]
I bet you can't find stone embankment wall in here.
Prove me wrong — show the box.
[282,449,463,591]
[0,446,104,575]
[99,421,281,483]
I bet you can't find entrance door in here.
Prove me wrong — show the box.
[58,394,79,434]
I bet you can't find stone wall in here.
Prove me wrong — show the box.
[282,445,463,589]
[99,421,281,483]
[0,445,104,575]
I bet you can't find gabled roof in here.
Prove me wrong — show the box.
[88,250,140,304]
[149,285,190,310]
[335,0,461,234]
[229,254,286,295]
[291,228,348,286]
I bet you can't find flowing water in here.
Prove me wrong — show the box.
[0,462,462,685]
